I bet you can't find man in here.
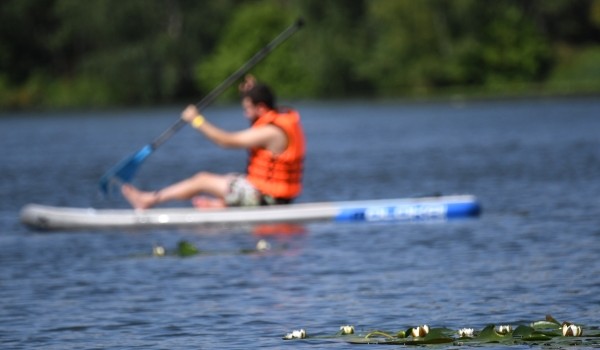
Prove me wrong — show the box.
[121,76,305,209]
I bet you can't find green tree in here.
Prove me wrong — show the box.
[294,0,370,97]
[196,0,371,100]
[0,0,56,106]
[1,0,599,108]
[357,1,450,95]
[48,0,239,106]
[357,0,553,95]
[0,0,242,107]
[457,1,552,87]
[194,0,310,102]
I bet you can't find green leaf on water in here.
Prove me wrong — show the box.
[477,324,510,342]
[364,330,395,339]
[177,240,200,257]
[545,314,561,325]
[364,328,454,345]
[513,325,554,341]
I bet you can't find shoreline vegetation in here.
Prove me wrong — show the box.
[1,0,599,110]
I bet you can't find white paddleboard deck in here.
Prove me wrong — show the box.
[20,195,481,231]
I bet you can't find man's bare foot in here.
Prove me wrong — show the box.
[192,196,226,209]
[121,184,158,209]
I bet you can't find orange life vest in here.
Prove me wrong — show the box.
[246,109,305,200]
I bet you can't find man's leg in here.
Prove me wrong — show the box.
[122,172,230,209]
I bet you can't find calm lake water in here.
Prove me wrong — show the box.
[1,97,599,349]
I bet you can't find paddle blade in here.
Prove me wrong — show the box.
[99,144,153,195]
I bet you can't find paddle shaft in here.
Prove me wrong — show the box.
[150,18,304,150]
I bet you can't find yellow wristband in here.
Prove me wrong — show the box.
[191,115,205,129]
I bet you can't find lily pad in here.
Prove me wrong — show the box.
[476,324,511,342]
[177,240,200,256]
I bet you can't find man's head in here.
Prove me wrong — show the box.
[241,82,276,121]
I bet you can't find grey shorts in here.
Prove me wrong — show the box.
[224,175,261,207]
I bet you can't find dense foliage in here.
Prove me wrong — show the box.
[1,0,599,108]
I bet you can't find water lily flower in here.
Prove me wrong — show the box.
[457,328,474,338]
[496,325,512,334]
[411,325,430,337]
[256,239,271,251]
[153,245,165,256]
[283,329,307,340]
[562,323,582,337]
[340,325,354,335]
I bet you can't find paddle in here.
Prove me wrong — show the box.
[99,18,305,194]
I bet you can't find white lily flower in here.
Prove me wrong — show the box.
[496,325,512,334]
[340,325,354,335]
[283,329,306,340]
[562,323,582,337]
[256,239,271,251]
[153,245,165,256]
[411,325,430,337]
[457,328,474,338]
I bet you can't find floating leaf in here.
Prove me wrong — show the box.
[477,324,511,342]
[376,328,454,345]
[531,320,561,330]
[513,325,553,342]
[546,314,561,325]
[177,240,200,257]
[364,330,394,339]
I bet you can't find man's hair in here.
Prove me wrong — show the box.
[242,83,276,110]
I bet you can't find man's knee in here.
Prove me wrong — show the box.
[192,171,212,181]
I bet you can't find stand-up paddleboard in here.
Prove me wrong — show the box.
[20,195,481,231]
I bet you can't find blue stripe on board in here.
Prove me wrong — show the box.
[335,200,480,222]
[446,201,481,218]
